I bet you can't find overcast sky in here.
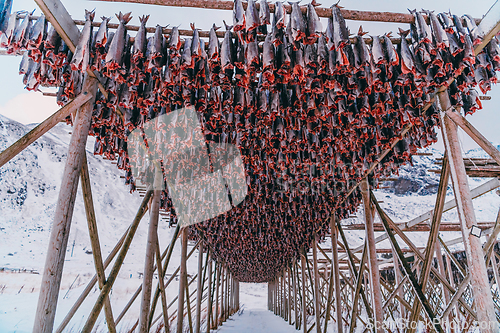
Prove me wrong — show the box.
[0,0,499,152]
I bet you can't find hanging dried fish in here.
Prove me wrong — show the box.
[70,10,95,72]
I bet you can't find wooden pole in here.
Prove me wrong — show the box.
[206,255,212,333]
[408,155,450,331]
[154,234,170,333]
[55,206,148,333]
[301,252,308,333]
[0,93,92,168]
[185,275,194,333]
[195,243,204,333]
[360,178,384,331]
[177,227,189,333]
[33,75,98,333]
[331,217,343,333]
[293,261,299,329]
[312,236,322,333]
[214,262,220,329]
[148,223,182,328]
[378,203,445,333]
[80,188,153,333]
[80,156,116,333]
[139,167,162,333]
[439,93,499,333]
[288,265,292,325]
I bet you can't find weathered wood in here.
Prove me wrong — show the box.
[348,243,368,333]
[439,275,471,321]
[339,178,500,261]
[177,227,189,333]
[154,234,170,333]
[361,179,383,331]
[444,110,500,167]
[0,93,92,168]
[475,0,500,55]
[54,206,147,333]
[287,265,292,325]
[33,75,98,333]
[332,217,343,333]
[378,199,445,333]
[147,223,182,328]
[214,262,220,329]
[301,252,308,333]
[185,274,194,333]
[80,188,153,333]
[439,93,499,333]
[343,222,495,232]
[33,0,81,51]
[206,255,212,333]
[139,168,162,333]
[312,236,322,333]
[408,154,450,332]
[93,0,480,24]
[195,243,204,333]
[80,155,116,333]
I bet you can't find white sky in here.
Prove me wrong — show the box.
[0,0,499,152]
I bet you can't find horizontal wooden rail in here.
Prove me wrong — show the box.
[93,0,481,24]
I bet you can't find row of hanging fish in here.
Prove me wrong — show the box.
[1,1,496,282]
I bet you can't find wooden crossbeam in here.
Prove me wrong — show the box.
[0,92,92,168]
[94,0,481,24]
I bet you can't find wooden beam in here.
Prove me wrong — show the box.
[407,154,449,332]
[80,155,117,333]
[361,179,384,331]
[195,242,204,333]
[154,234,170,333]
[93,0,481,24]
[139,168,162,333]
[439,92,499,332]
[0,93,92,168]
[312,236,322,333]
[177,227,189,333]
[205,253,212,333]
[80,187,153,333]
[54,206,148,333]
[444,110,500,167]
[378,201,445,333]
[475,0,500,54]
[343,222,495,232]
[340,178,500,260]
[33,75,98,333]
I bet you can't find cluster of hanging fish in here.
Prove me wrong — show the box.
[3,0,500,282]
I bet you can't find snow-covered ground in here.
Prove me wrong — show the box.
[217,283,298,333]
[1,114,500,332]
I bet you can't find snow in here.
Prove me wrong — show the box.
[217,283,298,333]
[1,114,500,332]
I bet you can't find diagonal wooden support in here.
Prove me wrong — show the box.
[54,202,150,333]
[444,110,500,167]
[336,222,373,323]
[348,243,368,333]
[80,155,117,333]
[439,92,499,332]
[377,197,445,333]
[0,92,92,168]
[408,154,450,332]
[33,75,98,333]
[339,178,500,261]
[81,187,153,333]
[439,275,472,322]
